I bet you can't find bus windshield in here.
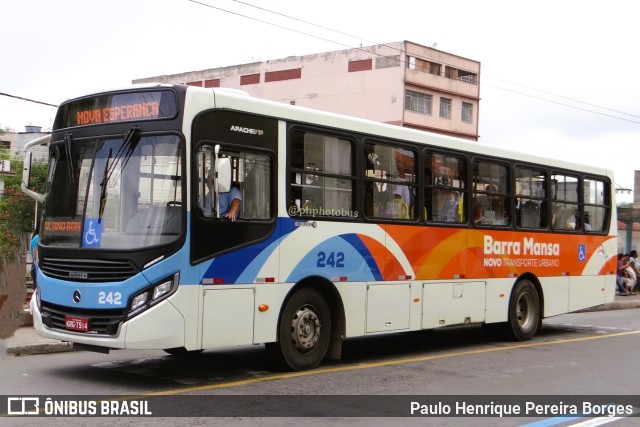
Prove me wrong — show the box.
[41,133,183,250]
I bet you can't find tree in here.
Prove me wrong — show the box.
[0,148,47,337]
[0,153,48,258]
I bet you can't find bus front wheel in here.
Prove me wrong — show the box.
[508,279,541,341]
[268,288,331,371]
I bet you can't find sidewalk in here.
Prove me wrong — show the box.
[3,293,640,357]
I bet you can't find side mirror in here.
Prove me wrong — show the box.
[22,151,32,189]
[21,135,50,203]
[216,157,231,193]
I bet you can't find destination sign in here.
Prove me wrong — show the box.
[44,218,82,233]
[54,90,178,129]
[76,101,160,125]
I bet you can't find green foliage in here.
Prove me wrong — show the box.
[0,155,48,256]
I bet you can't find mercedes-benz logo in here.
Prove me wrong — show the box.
[72,290,82,303]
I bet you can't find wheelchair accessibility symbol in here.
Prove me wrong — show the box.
[578,244,587,262]
[83,218,103,248]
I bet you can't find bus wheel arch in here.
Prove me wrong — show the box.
[507,274,543,341]
[268,276,345,371]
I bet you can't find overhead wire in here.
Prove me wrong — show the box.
[0,92,57,108]
[189,0,639,126]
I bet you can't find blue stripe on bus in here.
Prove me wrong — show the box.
[339,233,383,280]
[285,234,382,282]
[203,218,296,284]
[202,218,383,284]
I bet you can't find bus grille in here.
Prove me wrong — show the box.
[40,302,124,336]
[40,258,138,283]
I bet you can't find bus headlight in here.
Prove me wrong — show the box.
[131,292,149,311]
[152,280,173,300]
[127,273,179,318]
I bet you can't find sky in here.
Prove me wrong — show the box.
[2,0,639,203]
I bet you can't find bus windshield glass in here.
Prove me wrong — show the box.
[41,133,183,249]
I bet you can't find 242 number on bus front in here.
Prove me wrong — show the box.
[98,291,122,305]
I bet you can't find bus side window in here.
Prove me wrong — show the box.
[425,152,466,224]
[520,201,540,227]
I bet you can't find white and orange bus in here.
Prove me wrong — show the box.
[22,84,616,370]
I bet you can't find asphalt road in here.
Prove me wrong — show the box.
[2,307,640,426]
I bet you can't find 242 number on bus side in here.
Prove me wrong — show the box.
[317,251,345,268]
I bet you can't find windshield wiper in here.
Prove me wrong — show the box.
[107,125,140,177]
[64,132,75,184]
[98,148,112,224]
[98,126,140,223]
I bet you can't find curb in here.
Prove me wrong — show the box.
[7,341,77,356]
[577,300,640,313]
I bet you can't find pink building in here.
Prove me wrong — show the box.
[134,41,480,140]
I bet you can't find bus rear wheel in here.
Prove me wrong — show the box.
[508,279,540,341]
[268,288,331,371]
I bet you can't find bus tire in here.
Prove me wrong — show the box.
[270,288,331,371]
[507,279,540,341]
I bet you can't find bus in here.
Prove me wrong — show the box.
[22,84,616,371]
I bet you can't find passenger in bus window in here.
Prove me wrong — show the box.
[390,184,411,219]
[491,197,508,225]
[540,201,550,228]
[583,213,592,231]
[565,213,577,230]
[473,205,484,224]
[204,169,242,221]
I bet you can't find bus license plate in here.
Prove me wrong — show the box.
[65,316,89,332]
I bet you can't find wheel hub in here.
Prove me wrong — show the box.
[290,306,321,352]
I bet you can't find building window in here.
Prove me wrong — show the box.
[461,102,473,123]
[404,90,432,115]
[439,98,451,119]
[205,79,220,88]
[407,56,441,76]
[376,55,401,69]
[186,81,203,87]
[265,68,302,82]
[445,66,477,85]
[348,59,373,72]
[240,74,260,85]
[458,70,477,84]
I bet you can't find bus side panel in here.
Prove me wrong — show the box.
[422,281,485,329]
[366,283,411,333]
[124,300,185,349]
[253,284,293,344]
[568,276,606,312]
[202,287,255,347]
[481,279,512,324]
[335,282,368,338]
[540,277,570,317]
